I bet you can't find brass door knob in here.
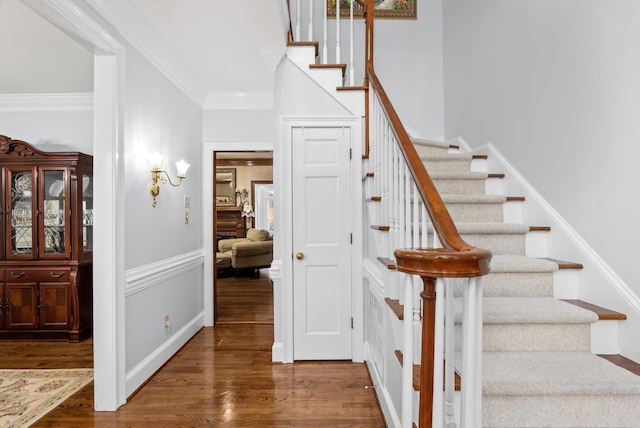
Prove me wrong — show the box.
[296,252,304,260]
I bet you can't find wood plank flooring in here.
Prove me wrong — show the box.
[2,270,385,427]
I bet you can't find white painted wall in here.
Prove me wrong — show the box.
[0,111,93,153]
[443,1,640,297]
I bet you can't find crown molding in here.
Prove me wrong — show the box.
[85,0,207,107]
[0,93,94,112]
[204,90,274,110]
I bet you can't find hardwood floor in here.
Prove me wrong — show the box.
[4,270,385,427]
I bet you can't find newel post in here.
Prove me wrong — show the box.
[395,247,492,427]
[419,276,437,428]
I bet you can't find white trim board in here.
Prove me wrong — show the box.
[0,93,94,112]
[125,250,205,296]
[23,0,129,411]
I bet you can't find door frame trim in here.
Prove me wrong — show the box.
[278,118,364,363]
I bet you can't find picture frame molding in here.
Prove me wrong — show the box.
[327,0,416,20]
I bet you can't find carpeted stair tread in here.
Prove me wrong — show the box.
[483,351,640,396]
[489,255,559,273]
[455,297,598,324]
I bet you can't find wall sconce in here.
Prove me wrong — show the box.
[149,151,190,207]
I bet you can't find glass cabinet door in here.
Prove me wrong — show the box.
[82,173,93,254]
[8,168,36,258]
[40,169,68,258]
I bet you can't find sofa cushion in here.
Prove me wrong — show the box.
[232,240,273,257]
[246,228,270,241]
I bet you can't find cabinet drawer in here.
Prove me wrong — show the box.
[5,268,71,282]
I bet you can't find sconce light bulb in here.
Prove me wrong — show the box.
[148,151,164,170]
[175,159,190,178]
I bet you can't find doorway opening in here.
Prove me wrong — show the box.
[213,151,273,325]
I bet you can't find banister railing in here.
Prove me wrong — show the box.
[288,1,492,426]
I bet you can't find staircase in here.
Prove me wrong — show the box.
[284,1,640,426]
[385,138,640,427]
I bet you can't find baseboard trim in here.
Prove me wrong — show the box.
[125,312,204,397]
[366,347,401,428]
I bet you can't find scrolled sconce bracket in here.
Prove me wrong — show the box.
[150,169,186,207]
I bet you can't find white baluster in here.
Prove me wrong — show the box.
[404,164,411,247]
[444,277,457,427]
[308,0,314,41]
[295,0,301,41]
[412,182,419,248]
[461,277,483,428]
[421,203,428,248]
[335,0,341,63]
[401,273,414,428]
[349,0,354,85]
[323,0,328,63]
[432,277,446,427]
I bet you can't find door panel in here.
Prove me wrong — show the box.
[293,127,352,360]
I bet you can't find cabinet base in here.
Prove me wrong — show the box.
[0,327,92,342]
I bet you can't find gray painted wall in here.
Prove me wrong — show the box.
[443,0,640,294]
[0,111,93,153]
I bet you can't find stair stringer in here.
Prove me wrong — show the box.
[455,136,640,360]
[286,45,365,116]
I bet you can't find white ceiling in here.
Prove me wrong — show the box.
[0,0,287,98]
[0,0,94,94]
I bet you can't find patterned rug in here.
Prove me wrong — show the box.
[0,368,93,427]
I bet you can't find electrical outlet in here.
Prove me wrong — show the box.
[163,313,171,329]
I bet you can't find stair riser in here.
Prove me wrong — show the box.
[446,203,504,223]
[455,324,592,352]
[484,395,640,428]
[481,272,554,297]
[458,233,526,255]
[414,145,449,157]
[423,159,471,173]
[458,323,593,352]
[433,178,486,195]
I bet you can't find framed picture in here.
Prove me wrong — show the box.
[327,0,416,20]
[215,168,236,206]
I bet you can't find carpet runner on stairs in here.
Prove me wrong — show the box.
[412,137,640,427]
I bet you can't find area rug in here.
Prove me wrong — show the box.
[0,368,93,427]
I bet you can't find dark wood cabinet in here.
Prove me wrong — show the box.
[0,136,92,341]
[216,206,246,239]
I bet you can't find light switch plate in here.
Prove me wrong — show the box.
[184,196,190,208]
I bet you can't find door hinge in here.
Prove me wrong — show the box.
[349,148,352,160]
[350,233,353,244]
[351,317,354,329]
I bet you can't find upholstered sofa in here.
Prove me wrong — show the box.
[217,228,273,271]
